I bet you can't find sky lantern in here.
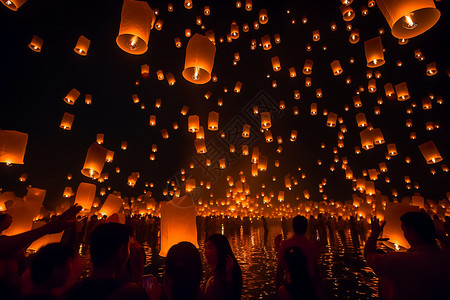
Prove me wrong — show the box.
[28,35,43,52]
[426,62,437,76]
[230,22,239,39]
[234,81,242,93]
[81,143,108,179]
[394,82,410,100]
[208,111,219,131]
[260,112,271,129]
[188,115,200,133]
[194,139,207,154]
[258,155,268,171]
[160,195,198,257]
[155,19,164,31]
[182,34,216,84]
[364,36,385,67]
[271,56,281,71]
[184,0,192,9]
[166,73,175,85]
[74,35,90,56]
[372,128,385,144]
[64,88,80,105]
[290,130,298,142]
[327,112,337,127]
[259,9,268,24]
[356,113,368,127]
[353,95,362,107]
[368,79,377,93]
[1,0,27,11]
[387,143,398,156]
[195,126,205,139]
[96,133,104,144]
[127,172,140,187]
[141,64,150,78]
[99,194,123,217]
[0,130,28,165]
[116,0,155,55]
[245,0,252,11]
[242,124,251,138]
[340,5,355,21]
[19,173,28,182]
[312,30,320,41]
[60,112,74,130]
[310,103,317,115]
[264,130,273,142]
[376,0,440,39]
[383,202,420,249]
[384,83,396,98]
[360,128,374,150]
[303,59,313,74]
[419,141,443,164]
[261,35,272,50]
[330,60,343,75]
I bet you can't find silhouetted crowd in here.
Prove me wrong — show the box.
[1,206,450,300]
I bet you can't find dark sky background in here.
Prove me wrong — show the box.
[1,0,449,211]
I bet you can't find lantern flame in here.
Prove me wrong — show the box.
[403,13,417,29]
[128,35,139,50]
[192,67,200,80]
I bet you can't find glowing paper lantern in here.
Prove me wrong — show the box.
[387,143,398,156]
[194,140,207,154]
[419,141,443,164]
[188,115,200,133]
[330,60,343,75]
[376,0,440,39]
[383,202,420,249]
[99,194,123,217]
[242,124,251,138]
[60,112,74,130]
[74,35,90,56]
[360,129,373,150]
[207,111,219,131]
[327,112,337,127]
[1,0,27,11]
[81,143,108,179]
[271,56,281,71]
[64,88,80,105]
[116,0,156,55]
[259,9,268,24]
[141,64,150,78]
[0,130,28,165]
[303,59,313,75]
[28,35,43,52]
[356,113,368,127]
[74,182,96,212]
[160,195,198,257]
[260,112,271,129]
[364,36,385,68]
[395,82,410,101]
[182,34,216,84]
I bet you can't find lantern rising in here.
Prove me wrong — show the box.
[182,34,216,84]
[0,130,28,165]
[364,36,385,68]
[116,0,156,55]
[81,143,108,179]
[419,141,443,164]
[376,0,440,39]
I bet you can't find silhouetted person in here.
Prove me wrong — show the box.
[262,217,269,245]
[281,217,289,239]
[276,215,324,299]
[349,216,360,248]
[23,243,76,300]
[336,216,346,246]
[365,212,450,300]
[277,247,317,300]
[63,223,148,300]
[147,242,202,300]
[202,234,242,300]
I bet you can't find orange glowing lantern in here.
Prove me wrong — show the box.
[28,35,43,52]
[387,143,398,156]
[208,111,219,131]
[81,143,108,179]
[259,9,268,24]
[242,124,251,138]
[303,59,313,75]
[419,141,442,164]
[360,129,373,150]
[60,112,74,130]
[0,130,28,165]
[97,133,104,144]
[376,0,440,39]
[260,112,271,129]
[330,60,343,75]
[182,34,216,84]
[426,62,437,76]
[364,36,385,68]
[395,82,410,101]
[116,0,155,55]
[356,113,368,127]
[271,56,281,71]
[64,88,80,105]
[74,35,90,56]
[264,130,273,143]
[327,112,337,127]
[188,115,200,133]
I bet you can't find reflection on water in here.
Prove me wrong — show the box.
[80,220,379,299]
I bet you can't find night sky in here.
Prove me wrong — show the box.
[1,0,449,212]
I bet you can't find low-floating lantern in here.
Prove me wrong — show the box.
[0,130,28,165]
[395,82,410,101]
[60,112,74,130]
[64,88,80,105]
[74,35,90,56]
[260,112,271,129]
[81,143,108,179]
[419,141,442,164]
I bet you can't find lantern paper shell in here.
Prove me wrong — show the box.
[330,60,343,75]
[1,0,27,11]
[419,141,443,164]
[271,56,281,71]
[60,112,74,130]
[2,188,45,236]
[188,115,200,133]
[81,143,108,179]
[74,35,90,56]
[160,195,198,257]
[360,129,373,150]
[395,82,410,101]
[0,130,28,165]
[364,36,385,68]
[64,88,80,105]
[74,183,96,212]
[28,35,43,52]
[182,34,216,84]
[260,112,271,129]
[116,0,155,55]
[208,111,219,130]
[99,194,123,217]
[340,5,355,21]
[194,139,207,154]
[376,0,440,39]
